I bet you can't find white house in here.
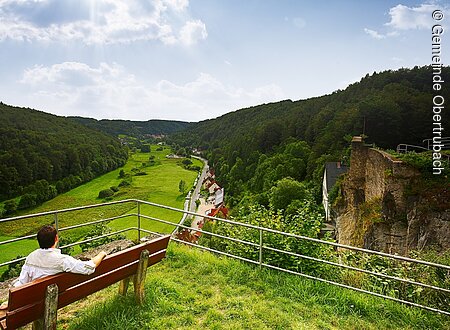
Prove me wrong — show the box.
[322,162,348,223]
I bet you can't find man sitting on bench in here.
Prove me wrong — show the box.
[1,225,107,309]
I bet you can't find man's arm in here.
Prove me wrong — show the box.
[91,251,107,268]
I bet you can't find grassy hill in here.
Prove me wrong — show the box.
[59,243,449,330]
[0,146,202,272]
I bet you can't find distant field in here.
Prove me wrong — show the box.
[0,146,202,266]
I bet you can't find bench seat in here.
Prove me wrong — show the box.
[1,235,170,330]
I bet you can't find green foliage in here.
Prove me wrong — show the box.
[0,255,24,281]
[209,202,332,275]
[65,243,448,330]
[79,223,126,252]
[18,193,37,209]
[0,103,128,201]
[169,66,450,207]
[118,179,131,187]
[396,151,449,176]
[269,177,307,211]
[339,249,450,311]
[178,180,186,194]
[140,145,151,153]
[98,189,115,199]
[70,117,190,138]
[3,199,17,215]
[110,186,119,193]
[118,169,126,178]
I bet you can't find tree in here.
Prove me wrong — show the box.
[141,145,151,153]
[18,193,37,209]
[98,188,114,199]
[179,180,186,194]
[269,178,307,211]
[119,169,126,178]
[4,199,17,216]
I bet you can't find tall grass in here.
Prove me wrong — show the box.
[61,243,449,330]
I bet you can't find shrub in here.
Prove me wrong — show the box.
[4,199,17,215]
[134,172,147,176]
[110,186,119,192]
[118,180,131,187]
[18,193,38,209]
[98,189,114,199]
[0,256,24,281]
[79,224,126,252]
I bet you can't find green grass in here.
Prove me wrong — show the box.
[59,243,449,330]
[0,146,202,264]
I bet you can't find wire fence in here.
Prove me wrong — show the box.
[0,199,448,316]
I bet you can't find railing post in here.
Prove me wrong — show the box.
[259,229,263,268]
[54,213,59,232]
[137,201,141,242]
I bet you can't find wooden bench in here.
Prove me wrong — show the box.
[0,235,170,330]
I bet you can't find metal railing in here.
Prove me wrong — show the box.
[0,199,449,316]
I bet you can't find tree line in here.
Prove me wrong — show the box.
[0,104,128,213]
[169,66,450,210]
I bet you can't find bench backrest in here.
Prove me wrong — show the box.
[6,235,170,329]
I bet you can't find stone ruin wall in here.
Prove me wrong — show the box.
[335,137,450,255]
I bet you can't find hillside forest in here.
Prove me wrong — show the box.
[169,66,450,208]
[0,104,128,212]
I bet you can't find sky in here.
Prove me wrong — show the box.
[0,0,449,122]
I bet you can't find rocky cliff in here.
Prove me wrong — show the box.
[334,137,450,255]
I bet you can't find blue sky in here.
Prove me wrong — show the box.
[0,0,448,121]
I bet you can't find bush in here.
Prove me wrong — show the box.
[110,186,119,192]
[0,256,24,281]
[134,172,147,176]
[4,199,17,215]
[98,189,114,199]
[18,193,38,209]
[79,224,126,252]
[118,180,131,187]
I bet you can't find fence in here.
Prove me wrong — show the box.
[0,199,449,316]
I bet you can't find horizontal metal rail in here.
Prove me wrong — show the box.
[0,233,36,246]
[58,214,136,232]
[1,198,449,316]
[262,263,450,317]
[136,199,450,271]
[0,199,134,223]
[140,229,450,316]
[59,227,135,250]
[262,245,450,294]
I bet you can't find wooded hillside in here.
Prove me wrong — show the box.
[170,66,450,206]
[0,104,128,204]
[70,117,191,138]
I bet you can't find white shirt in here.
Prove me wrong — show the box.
[13,248,96,287]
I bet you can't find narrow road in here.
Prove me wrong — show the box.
[172,156,208,235]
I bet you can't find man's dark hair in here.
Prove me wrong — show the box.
[37,225,57,249]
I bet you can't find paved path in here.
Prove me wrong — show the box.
[172,156,208,235]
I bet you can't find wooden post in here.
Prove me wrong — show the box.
[133,249,149,304]
[118,277,131,296]
[32,284,58,330]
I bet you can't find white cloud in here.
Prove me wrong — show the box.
[179,19,207,46]
[364,2,448,39]
[364,28,386,40]
[386,3,437,30]
[0,0,207,45]
[19,62,285,121]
